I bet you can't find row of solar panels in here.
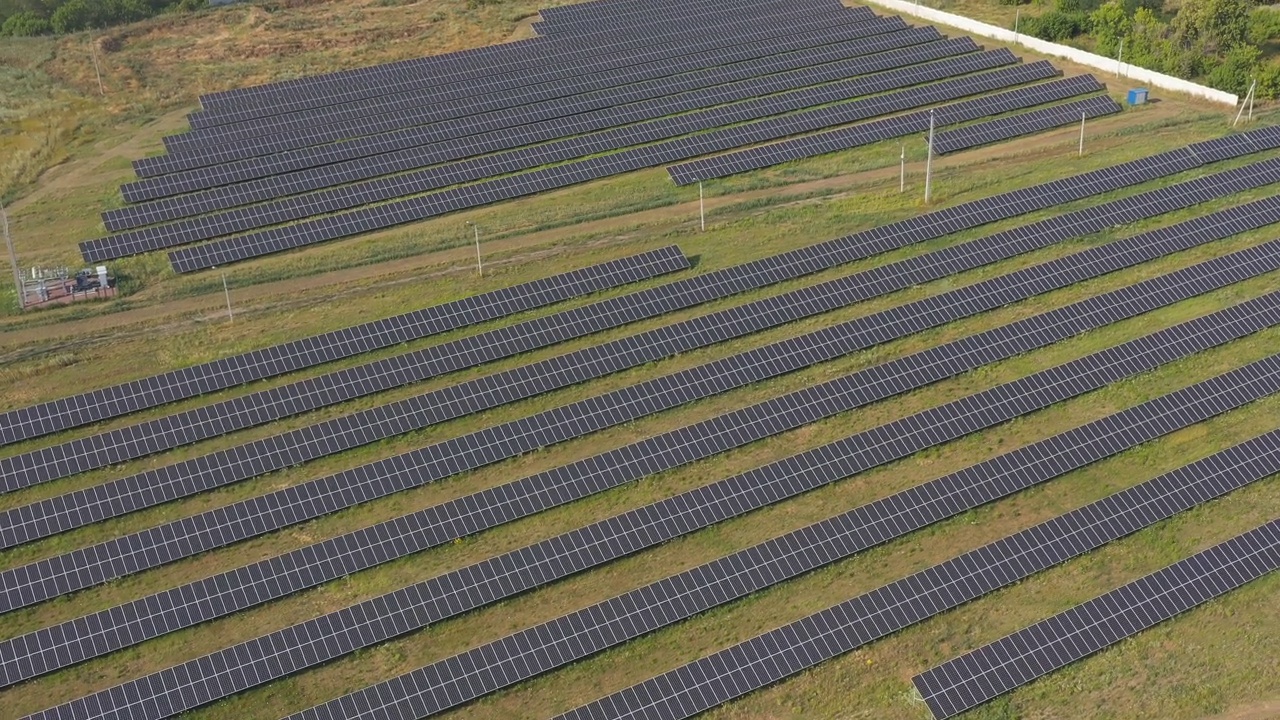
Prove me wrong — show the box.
[19,237,1280,719]
[7,133,1280,717]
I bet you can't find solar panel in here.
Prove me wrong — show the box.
[281,294,1280,720]
[107,40,975,240]
[913,518,1280,719]
[0,246,686,448]
[7,234,1276,690]
[162,9,901,163]
[557,423,1280,720]
[21,155,1280,495]
[667,74,1103,185]
[156,62,1069,270]
[14,146,1257,547]
[934,95,1122,154]
[9,186,1279,613]
[180,7,879,133]
[115,32,956,229]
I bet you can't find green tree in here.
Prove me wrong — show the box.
[1205,43,1261,92]
[0,8,50,34]
[1171,0,1252,53]
[1091,0,1131,54]
[50,0,149,33]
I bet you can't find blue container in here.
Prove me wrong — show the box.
[1127,88,1149,106]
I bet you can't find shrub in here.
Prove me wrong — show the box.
[1024,9,1089,39]
[1,9,51,35]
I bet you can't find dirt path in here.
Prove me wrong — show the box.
[1199,699,1280,720]
[0,95,1181,352]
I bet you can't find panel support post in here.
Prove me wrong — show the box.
[924,111,935,204]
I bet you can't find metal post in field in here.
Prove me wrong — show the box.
[924,111,935,204]
[899,144,905,193]
[1,199,22,310]
[221,270,233,323]
[1079,110,1086,156]
[88,31,104,96]
[468,221,483,277]
[699,180,705,232]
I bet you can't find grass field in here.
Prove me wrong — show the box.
[0,0,1278,719]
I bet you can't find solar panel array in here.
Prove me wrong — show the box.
[162,70,1136,272]
[183,0,866,130]
[666,75,1104,185]
[7,234,1274,693]
[168,5,872,158]
[100,36,977,243]
[12,177,1280,612]
[557,417,1280,720]
[0,247,686,449]
[913,517,1280,719]
[30,262,1280,717]
[933,94,1122,154]
[6,137,1242,548]
[111,29,958,228]
[139,13,905,185]
[11,153,1280,526]
[286,291,1280,720]
[93,53,1055,265]
[76,0,1159,268]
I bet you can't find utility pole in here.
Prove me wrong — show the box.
[924,111,935,204]
[467,221,483,277]
[899,144,905,193]
[699,180,705,231]
[1,198,22,310]
[1234,79,1256,127]
[88,30,104,96]
[1014,9,1020,39]
[1079,110,1086,156]
[209,267,233,322]
[1116,39,1124,77]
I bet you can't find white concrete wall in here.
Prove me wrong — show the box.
[868,0,1240,106]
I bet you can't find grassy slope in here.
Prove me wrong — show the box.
[0,1,1277,719]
